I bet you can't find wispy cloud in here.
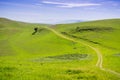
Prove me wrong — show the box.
[42,1,101,8]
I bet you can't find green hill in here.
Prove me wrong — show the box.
[55,18,120,78]
[55,19,120,50]
[0,18,120,80]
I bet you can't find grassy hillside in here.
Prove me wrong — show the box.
[0,18,120,80]
[55,19,120,49]
[55,19,120,75]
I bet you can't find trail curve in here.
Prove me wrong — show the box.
[44,26,120,76]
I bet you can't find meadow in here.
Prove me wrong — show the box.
[0,18,120,80]
[55,19,120,77]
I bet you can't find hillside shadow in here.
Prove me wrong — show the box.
[74,26,113,33]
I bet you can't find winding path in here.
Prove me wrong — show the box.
[44,26,120,76]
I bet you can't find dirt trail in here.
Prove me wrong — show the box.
[44,26,120,76]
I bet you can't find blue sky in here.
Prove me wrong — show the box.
[0,0,120,23]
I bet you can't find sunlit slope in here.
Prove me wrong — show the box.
[0,18,95,60]
[0,18,120,80]
[0,18,42,56]
[55,19,120,73]
[55,19,120,50]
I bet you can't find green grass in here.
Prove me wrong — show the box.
[0,18,120,80]
[55,19,120,49]
[55,19,120,73]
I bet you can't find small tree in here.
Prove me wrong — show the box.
[32,27,38,35]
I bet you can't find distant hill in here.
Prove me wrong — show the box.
[0,18,30,28]
[0,18,47,28]
[54,20,83,24]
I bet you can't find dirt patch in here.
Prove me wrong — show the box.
[32,54,89,62]
[114,53,120,57]
[66,69,84,74]
[47,53,88,60]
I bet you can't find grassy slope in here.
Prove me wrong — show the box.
[0,18,119,80]
[55,19,120,73]
[55,19,120,49]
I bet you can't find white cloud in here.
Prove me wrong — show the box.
[42,1,101,8]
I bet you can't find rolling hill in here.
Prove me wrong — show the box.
[54,18,120,77]
[55,19,120,50]
[0,18,120,80]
